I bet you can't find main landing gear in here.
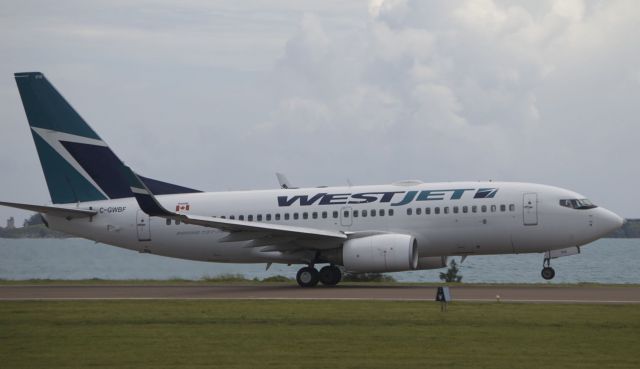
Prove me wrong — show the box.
[296,265,342,287]
[541,256,555,280]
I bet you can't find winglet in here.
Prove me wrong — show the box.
[123,165,174,217]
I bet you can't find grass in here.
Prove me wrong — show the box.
[0,300,639,369]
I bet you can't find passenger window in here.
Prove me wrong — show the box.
[166,219,171,226]
[379,209,385,216]
[248,215,253,221]
[257,214,263,221]
[221,216,226,219]
[472,206,477,213]
[490,205,496,212]
[344,211,350,218]
[303,212,308,220]
[425,207,431,215]
[509,204,515,211]
[462,206,468,213]
[444,207,449,214]
[435,207,440,214]
[362,210,368,217]
[266,214,271,221]
[275,214,281,221]
[239,215,245,221]
[371,209,377,217]
[294,213,299,220]
[230,215,235,220]
[333,211,339,218]
[407,208,412,216]
[284,213,289,220]
[500,205,506,212]
[416,208,422,215]
[481,205,487,213]
[389,209,394,216]
[322,211,327,219]
[453,206,459,214]
[353,210,359,218]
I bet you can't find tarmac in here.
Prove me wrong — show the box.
[1,284,640,303]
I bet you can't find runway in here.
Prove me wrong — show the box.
[1,284,640,303]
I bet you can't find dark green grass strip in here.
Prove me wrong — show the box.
[1,300,639,369]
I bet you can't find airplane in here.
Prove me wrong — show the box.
[0,72,624,287]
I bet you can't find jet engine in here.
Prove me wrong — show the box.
[341,234,418,273]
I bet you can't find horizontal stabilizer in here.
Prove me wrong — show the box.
[0,201,97,219]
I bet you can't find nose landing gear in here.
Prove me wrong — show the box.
[541,256,555,280]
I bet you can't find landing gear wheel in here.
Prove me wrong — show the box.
[541,267,555,280]
[319,265,342,286]
[296,267,320,287]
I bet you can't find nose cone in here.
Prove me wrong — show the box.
[596,208,624,236]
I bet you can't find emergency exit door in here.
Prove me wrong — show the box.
[340,206,352,227]
[523,193,538,226]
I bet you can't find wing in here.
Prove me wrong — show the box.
[0,201,97,219]
[124,166,346,251]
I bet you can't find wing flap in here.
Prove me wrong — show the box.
[182,214,347,240]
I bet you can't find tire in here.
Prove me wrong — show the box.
[296,267,319,287]
[541,267,555,280]
[319,265,342,286]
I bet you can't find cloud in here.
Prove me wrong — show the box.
[0,0,638,222]
[260,0,640,210]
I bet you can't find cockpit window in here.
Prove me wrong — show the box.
[559,199,597,210]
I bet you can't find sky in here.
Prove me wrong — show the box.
[1,0,639,224]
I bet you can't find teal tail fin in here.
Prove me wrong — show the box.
[14,72,200,204]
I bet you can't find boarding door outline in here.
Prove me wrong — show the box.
[340,206,353,227]
[136,210,151,241]
[523,193,538,226]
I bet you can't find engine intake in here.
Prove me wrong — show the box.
[342,234,418,273]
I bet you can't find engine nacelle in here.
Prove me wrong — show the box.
[342,234,418,273]
[416,256,448,270]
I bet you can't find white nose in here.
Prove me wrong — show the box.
[596,208,624,236]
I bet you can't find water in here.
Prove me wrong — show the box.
[1,238,639,283]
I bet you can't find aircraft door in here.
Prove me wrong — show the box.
[523,193,538,226]
[136,210,151,241]
[340,206,352,227]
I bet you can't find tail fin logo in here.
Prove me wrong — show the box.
[31,127,111,199]
[16,72,201,204]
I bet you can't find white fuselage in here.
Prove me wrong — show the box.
[44,181,623,266]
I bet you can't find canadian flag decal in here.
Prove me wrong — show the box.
[176,203,190,212]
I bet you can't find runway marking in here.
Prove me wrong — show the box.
[1,297,638,304]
